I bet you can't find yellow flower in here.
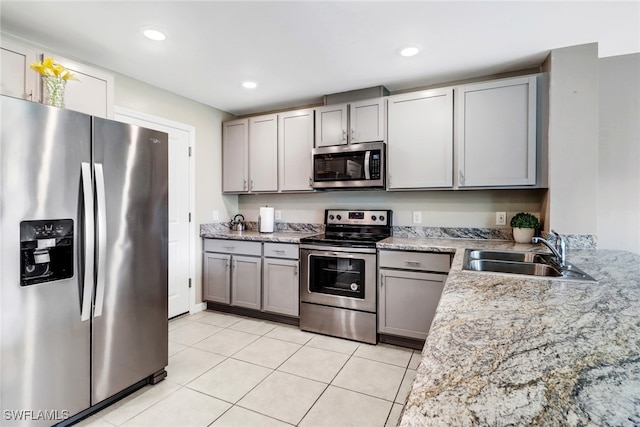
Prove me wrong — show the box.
[30,57,79,81]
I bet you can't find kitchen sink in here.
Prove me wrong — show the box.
[466,250,554,264]
[462,250,596,282]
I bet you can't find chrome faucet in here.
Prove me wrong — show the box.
[532,230,567,267]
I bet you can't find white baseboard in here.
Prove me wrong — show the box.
[190,302,206,314]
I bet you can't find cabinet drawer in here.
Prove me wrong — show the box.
[204,239,261,256]
[378,250,451,273]
[264,243,299,259]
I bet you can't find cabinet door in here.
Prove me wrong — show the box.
[387,89,453,189]
[349,98,384,143]
[263,258,299,317]
[457,76,537,187]
[1,41,37,101]
[203,253,231,304]
[278,109,314,191]
[315,104,348,147]
[378,269,445,340]
[42,53,114,118]
[223,119,249,193]
[231,255,262,310]
[249,114,278,192]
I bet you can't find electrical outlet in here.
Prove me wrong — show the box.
[212,210,219,221]
[275,210,282,221]
[413,211,422,224]
[496,211,506,226]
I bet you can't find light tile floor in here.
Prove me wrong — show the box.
[78,310,422,427]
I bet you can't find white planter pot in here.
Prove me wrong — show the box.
[513,227,535,244]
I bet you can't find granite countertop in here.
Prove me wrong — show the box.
[200,229,319,243]
[380,237,640,426]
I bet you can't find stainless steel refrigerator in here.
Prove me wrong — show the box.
[0,95,168,426]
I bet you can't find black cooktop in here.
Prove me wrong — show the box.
[300,209,393,248]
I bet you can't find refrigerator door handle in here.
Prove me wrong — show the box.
[80,162,94,322]
[94,163,107,318]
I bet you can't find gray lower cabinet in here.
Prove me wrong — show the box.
[263,243,299,317]
[378,250,450,340]
[203,239,299,317]
[203,239,262,309]
[231,255,262,310]
[203,252,231,304]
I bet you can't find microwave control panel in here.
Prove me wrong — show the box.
[369,151,381,180]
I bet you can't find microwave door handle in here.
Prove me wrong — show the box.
[364,151,371,180]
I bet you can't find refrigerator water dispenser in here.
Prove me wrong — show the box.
[20,219,74,286]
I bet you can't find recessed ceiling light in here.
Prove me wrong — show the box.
[141,26,166,41]
[400,46,420,57]
[242,81,258,89]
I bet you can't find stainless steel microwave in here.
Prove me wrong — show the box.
[312,142,385,189]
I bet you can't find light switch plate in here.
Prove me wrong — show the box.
[496,212,506,226]
[275,210,282,221]
[213,211,219,221]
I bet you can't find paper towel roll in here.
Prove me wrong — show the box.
[259,207,275,233]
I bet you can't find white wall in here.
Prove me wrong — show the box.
[598,53,640,253]
[238,190,545,228]
[544,43,600,235]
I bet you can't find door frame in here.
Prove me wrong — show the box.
[114,106,201,314]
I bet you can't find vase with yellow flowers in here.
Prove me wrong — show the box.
[30,57,79,108]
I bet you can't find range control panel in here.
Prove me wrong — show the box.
[325,210,392,226]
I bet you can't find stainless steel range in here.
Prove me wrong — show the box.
[299,209,392,344]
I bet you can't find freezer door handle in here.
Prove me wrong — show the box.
[80,162,94,322]
[94,162,107,318]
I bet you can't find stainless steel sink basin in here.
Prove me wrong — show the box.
[462,249,596,282]
[467,250,553,264]
[466,259,562,277]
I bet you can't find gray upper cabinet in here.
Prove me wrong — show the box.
[278,109,314,191]
[249,114,278,192]
[222,118,249,193]
[1,41,114,118]
[315,98,385,147]
[349,98,385,144]
[315,104,348,147]
[41,52,114,119]
[456,75,537,187]
[387,88,454,189]
[1,40,38,101]
[223,114,278,193]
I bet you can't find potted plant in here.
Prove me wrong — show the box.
[510,212,540,243]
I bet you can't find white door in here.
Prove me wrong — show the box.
[115,109,193,318]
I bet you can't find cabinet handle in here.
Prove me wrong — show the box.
[232,260,236,269]
[250,180,254,191]
[380,273,384,287]
[224,246,234,250]
[243,179,247,190]
[274,250,286,254]
[405,261,421,266]
[225,259,229,268]
[342,129,347,142]
[459,170,465,186]
[309,177,313,188]
[351,128,356,141]
[27,90,33,101]
[294,266,298,276]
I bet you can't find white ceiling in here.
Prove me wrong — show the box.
[1,1,639,116]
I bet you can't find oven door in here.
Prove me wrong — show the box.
[300,247,376,312]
